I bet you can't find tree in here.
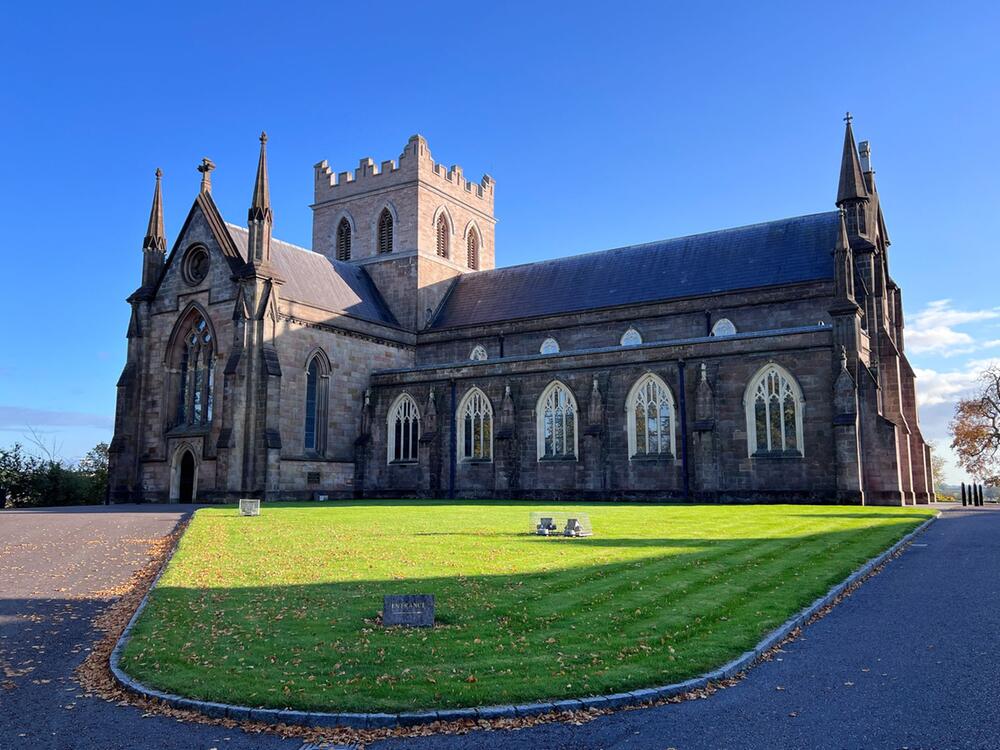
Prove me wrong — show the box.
[79,442,110,502]
[950,365,1000,485]
[927,441,949,496]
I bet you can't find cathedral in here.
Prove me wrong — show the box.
[108,117,932,506]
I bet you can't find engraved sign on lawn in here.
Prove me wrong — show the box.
[383,594,435,627]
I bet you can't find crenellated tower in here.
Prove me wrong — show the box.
[311,135,496,330]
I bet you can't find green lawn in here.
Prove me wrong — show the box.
[121,501,933,712]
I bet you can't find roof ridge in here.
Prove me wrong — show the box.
[474,211,838,276]
[225,222,313,255]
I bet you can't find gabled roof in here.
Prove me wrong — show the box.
[429,212,839,330]
[225,224,399,327]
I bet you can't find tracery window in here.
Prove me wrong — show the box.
[377,208,393,254]
[626,374,675,458]
[621,327,643,346]
[174,313,214,428]
[336,218,352,261]
[540,337,560,355]
[459,388,493,461]
[536,381,577,460]
[436,213,449,258]
[469,345,488,361]
[303,353,329,454]
[467,231,479,269]
[711,318,737,337]
[745,364,804,456]
[388,394,420,463]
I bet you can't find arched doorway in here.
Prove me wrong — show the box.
[178,451,195,503]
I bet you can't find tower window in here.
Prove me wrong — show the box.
[377,209,393,254]
[336,218,351,261]
[467,232,479,269]
[436,214,449,258]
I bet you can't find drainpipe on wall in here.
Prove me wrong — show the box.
[449,379,457,499]
[678,360,690,502]
[704,310,712,337]
[499,332,505,358]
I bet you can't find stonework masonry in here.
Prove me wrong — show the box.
[109,123,932,506]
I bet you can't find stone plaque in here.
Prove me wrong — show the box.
[383,594,435,628]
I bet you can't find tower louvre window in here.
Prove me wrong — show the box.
[335,218,351,261]
[436,214,449,258]
[377,209,393,254]
[467,232,479,269]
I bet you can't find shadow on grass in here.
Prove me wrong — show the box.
[119,518,930,714]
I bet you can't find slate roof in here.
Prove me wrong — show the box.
[429,212,839,330]
[225,224,399,327]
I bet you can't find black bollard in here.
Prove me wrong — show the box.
[979,484,984,507]
[962,482,967,506]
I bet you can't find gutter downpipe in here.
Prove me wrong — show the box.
[678,360,690,502]
[449,379,457,499]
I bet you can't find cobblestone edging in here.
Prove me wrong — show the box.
[109,512,940,730]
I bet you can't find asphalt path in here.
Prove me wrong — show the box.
[0,504,303,750]
[2,504,996,750]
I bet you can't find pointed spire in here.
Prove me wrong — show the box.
[142,168,165,253]
[138,168,167,294]
[833,207,855,302]
[250,131,270,219]
[837,112,869,206]
[246,131,274,270]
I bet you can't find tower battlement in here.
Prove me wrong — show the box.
[313,135,494,207]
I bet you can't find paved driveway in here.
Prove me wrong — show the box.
[2,504,996,750]
[0,504,302,750]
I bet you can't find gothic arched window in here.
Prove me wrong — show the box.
[540,337,560,355]
[711,318,737,337]
[469,345,488,361]
[303,352,329,454]
[536,381,577,460]
[621,327,642,346]
[458,387,493,461]
[626,374,675,458]
[173,311,214,428]
[436,213,449,258]
[388,393,420,463]
[745,364,804,456]
[377,208,393,254]
[467,232,479,269]
[336,218,352,261]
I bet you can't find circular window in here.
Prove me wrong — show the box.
[183,245,210,285]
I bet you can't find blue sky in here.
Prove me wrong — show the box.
[2,2,998,482]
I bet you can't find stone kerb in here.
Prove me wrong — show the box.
[109,511,939,730]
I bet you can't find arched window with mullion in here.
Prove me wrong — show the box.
[388,394,420,463]
[172,311,214,429]
[626,374,675,458]
[536,381,578,460]
[459,388,493,461]
[745,364,804,456]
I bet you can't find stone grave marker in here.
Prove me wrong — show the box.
[239,498,260,516]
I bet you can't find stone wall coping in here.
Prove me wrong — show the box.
[109,509,938,731]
